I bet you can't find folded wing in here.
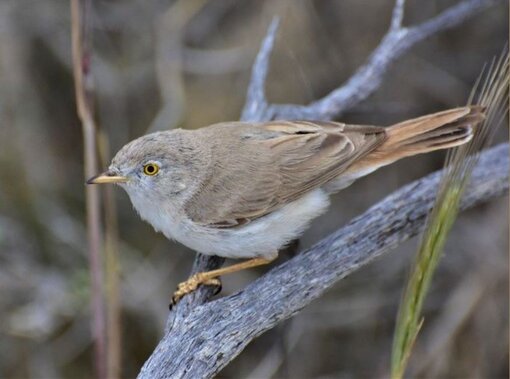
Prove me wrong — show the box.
[184,120,387,227]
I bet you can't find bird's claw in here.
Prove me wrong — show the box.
[169,274,222,309]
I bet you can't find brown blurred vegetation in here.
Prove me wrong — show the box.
[0,0,507,378]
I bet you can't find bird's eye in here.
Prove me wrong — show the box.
[143,163,160,176]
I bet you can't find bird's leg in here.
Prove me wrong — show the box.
[171,256,276,305]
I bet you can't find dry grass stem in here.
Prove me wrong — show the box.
[99,132,122,379]
[71,0,106,377]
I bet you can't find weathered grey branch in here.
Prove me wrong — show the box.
[139,0,504,377]
[240,17,279,121]
[242,0,501,121]
[140,143,508,378]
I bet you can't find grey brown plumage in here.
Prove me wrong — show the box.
[185,120,386,227]
[185,105,484,228]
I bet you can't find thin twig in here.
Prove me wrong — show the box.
[390,0,406,31]
[240,17,280,121]
[70,1,106,378]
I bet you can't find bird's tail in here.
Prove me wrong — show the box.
[368,106,485,165]
[326,105,486,193]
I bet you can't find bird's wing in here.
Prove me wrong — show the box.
[184,120,387,228]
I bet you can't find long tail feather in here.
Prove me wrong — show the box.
[374,105,485,163]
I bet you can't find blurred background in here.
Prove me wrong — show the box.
[0,0,507,378]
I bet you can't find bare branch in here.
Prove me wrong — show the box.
[240,17,280,122]
[139,143,509,379]
[390,0,406,31]
[268,0,501,121]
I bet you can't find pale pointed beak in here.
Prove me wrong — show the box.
[86,171,129,184]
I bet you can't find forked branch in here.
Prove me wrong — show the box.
[242,0,501,121]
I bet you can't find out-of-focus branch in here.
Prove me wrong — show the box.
[149,0,209,132]
[182,47,250,75]
[70,1,106,378]
[240,17,280,121]
[139,144,508,378]
[242,0,501,121]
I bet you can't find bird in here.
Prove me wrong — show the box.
[88,105,484,304]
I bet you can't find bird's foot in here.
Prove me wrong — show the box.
[170,273,222,308]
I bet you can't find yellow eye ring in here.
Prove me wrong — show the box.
[143,163,159,176]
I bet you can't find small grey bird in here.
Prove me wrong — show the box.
[88,106,484,303]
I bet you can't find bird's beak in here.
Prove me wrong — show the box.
[86,171,129,185]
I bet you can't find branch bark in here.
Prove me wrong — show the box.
[138,0,505,377]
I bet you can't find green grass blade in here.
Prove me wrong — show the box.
[390,49,508,379]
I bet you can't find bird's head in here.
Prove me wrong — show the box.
[87,131,198,205]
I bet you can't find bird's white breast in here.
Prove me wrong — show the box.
[126,188,330,259]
